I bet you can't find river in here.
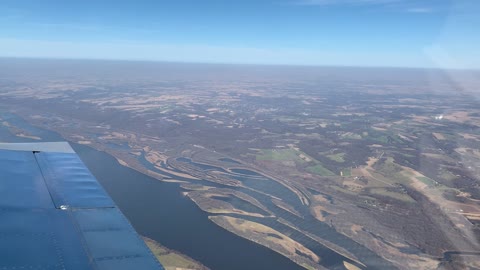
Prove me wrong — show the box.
[0,112,304,270]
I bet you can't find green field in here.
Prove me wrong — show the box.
[329,185,359,196]
[341,168,351,176]
[256,148,316,165]
[374,158,411,185]
[256,149,303,161]
[416,176,436,187]
[439,169,457,182]
[326,152,345,163]
[307,164,335,176]
[257,148,336,176]
[369,188,416,203]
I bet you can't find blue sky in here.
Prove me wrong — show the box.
[0,0,479,68]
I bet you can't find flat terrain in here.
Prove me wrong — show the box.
[1,59,480,269]
[144,237,210,270]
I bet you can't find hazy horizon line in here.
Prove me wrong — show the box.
[1,56,478,72]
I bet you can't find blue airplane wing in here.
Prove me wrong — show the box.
[0,142,164,270]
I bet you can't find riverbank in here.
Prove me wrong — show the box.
[143,237,210,270]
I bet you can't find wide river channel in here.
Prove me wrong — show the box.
[0,112,304,270]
